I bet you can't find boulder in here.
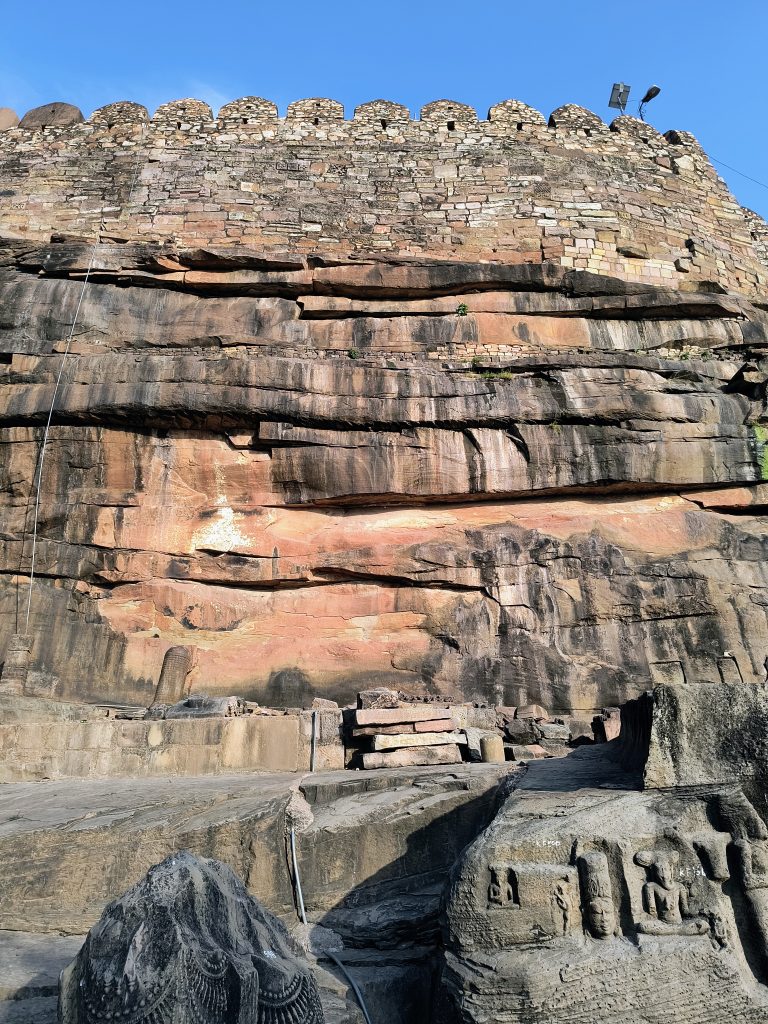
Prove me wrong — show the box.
[19,102,84,129]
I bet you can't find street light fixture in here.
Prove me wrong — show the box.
[638,85,661,122]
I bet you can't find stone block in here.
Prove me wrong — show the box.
[516,704,549,721]
[413,718,456,732]
[371,731,465,751]
[538,722,571,741]
[511,743,549,760]
[357,687,400,709]
[361,744,462,769]
[356,706,450,726]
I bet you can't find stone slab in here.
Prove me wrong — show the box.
[413,719,456,732]
[511,743,549,760]
[371,731,465,751]
[361,744,463,769]
[356,706,450,726]
[352,724,415,737]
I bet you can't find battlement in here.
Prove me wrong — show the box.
[0,94,711,148]
[0,95,766,296]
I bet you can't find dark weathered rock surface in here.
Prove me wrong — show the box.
[18,103,83,129]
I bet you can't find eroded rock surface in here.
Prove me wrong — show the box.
[2,243,768,712]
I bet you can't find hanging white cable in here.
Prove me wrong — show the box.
[22,127,146,634]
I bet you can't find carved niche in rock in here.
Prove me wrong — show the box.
[59,850,324,1023]
[484,861,579,941]
[633,850,708,936]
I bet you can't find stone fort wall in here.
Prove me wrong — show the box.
[1,96,767,297]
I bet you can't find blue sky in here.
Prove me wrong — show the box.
[1,1,767,217]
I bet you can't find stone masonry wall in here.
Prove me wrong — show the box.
[1,97,767,297]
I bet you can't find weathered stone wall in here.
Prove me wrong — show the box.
[1,97,767,296]
[0,713,303,781]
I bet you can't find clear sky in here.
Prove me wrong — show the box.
[1,0,767,218]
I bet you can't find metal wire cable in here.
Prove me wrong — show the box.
[22,128,146,633]
[710,156,768,193]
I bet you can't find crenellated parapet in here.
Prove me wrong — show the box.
[419,99,478,126]
[0,93,718,151]
[90,101,149,127]
[487,99,546,130]
[286,97,345,123]
[548,103,608,136]
[217,96,278,127]
[0,94,765,297]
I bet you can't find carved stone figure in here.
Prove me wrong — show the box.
[577,852,618,939]
[488,864,518,907]
[552,880,573,935]
[149,646,195,710]
[59,850,324,1023]
[634,850,708,936]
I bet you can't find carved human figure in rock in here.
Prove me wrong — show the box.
[634,850,707,936]
[733,834,768,890]
[578,852,618,939]
[488,864,517,907]
[552,880,572,935]
[59,850,324,1024]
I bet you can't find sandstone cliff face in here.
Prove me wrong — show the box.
[2,235,768,712]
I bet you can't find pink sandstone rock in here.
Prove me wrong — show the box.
[356,707,451,726]
[370,731,464,751]
[0,108,19,131]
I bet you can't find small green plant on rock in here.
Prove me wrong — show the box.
[456,303,469,317]
[348,348,359,359]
